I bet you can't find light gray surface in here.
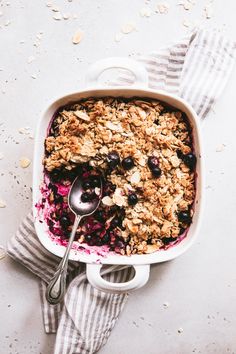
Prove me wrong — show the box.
[0,0,236,353]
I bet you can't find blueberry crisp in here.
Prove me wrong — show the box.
[39,97,196,255]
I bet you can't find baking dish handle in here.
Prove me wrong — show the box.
[86,263,150,294]
[85,57,149,88]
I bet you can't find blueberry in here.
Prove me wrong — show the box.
[95,210,105,222]
[49,183,58,193]
[63,169,77,181]
[116,240,125,249]
[148,156,159,170]
[96,230,103,238]
[60,216,70,228]
[102,233,111,244]
[107,151,120,169]
[183,153,197,171]
[110,217,121,229]
[103,182,116,196]
[92,231,103,246]
[81,192,91,203]
[177,149,183,159]
[122,156,135,170]
[54,194,63,203]
[91,177,101,188]
[50,169,62,182]
[95,238,103,246]
[85,234,92,243]
[82,180,91,190]
[89,192,97,201]
[178,210,192,224]
[128,193,138,206]
[63,231,70,239]
[108,205,120,216]
[49,224,55,233]
[119,208,126,219]
[151,167,162,178]
[162,237,177,245]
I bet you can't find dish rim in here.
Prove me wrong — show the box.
[33,86,204,265]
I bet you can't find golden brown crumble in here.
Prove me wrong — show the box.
[44,97,196,255]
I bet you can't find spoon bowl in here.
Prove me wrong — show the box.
[68,176,102,216]
[46,173,102,305]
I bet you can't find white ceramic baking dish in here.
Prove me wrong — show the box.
[33,57,204,294]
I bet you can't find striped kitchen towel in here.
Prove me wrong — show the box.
[7,29,236,354]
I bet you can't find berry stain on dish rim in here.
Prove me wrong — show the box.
[36,96,197,258]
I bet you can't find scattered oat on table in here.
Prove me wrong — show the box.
[27,55,36,64]
[114,33,124,42]
[0,199,6,208]
[182,19,192,27]
[52,6,60,12]
[19,127,28,134]
[53,13,62,20]
[215,144,226,152]
[178,327,184,333]
[121,22,136,34]
[139,7,152,17]
[181,0,193,11]
[5,20,11,26]
[156,2,170,14]
[63,13,70,20]
[72,29,83,44]
[204,3,213,19]
[163,302,170,309]
[20,157,31,168]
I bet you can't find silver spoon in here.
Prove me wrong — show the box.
[46,175,102,305]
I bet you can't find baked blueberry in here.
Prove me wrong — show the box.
[60,216,70,228]
[82,180,91,190]
[151,167,162,178]
[177,149,183,159]
[89,192,97,201]
[110,217,121,229]
[128,193,138,206]
[183,153,197,171]
[54,194,63,203]
[103,182,116,196]
[85,234,92,243]
[162,236,177,245]
[178,210,192,224]
[122,156,135,170]
[148,156,159,170]
[102,233,111,244]
[94,238,103,246]
[95,210,105,222]
[50,169,62,182]
[115,239,125,249]
[91,176,101,188]
[107,151,120,169]
[81,192,91,203]
[108,205,120,216]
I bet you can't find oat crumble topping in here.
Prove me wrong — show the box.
[41,97,196,255]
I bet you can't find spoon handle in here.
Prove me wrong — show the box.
[46,215,82,305]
